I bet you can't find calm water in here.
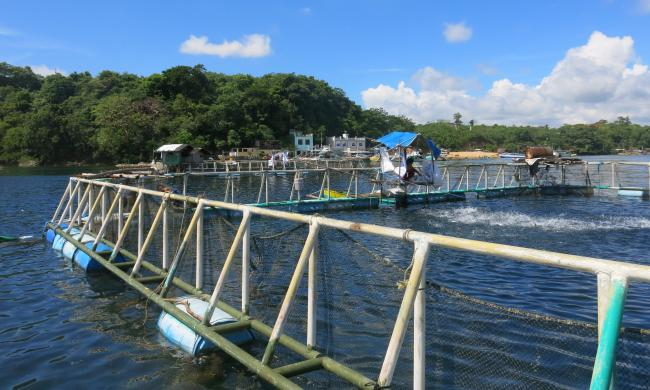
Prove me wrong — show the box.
[1,156,650,389]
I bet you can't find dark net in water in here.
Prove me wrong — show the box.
[86,192,650,389]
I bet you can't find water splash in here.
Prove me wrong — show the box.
[426,206,650,232]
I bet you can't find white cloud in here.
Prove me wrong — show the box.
[362,31,650,125]
[443,22,472,43]
[180,34,271,58]
[30,65,66,76]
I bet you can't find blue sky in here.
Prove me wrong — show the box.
[3,0,650,124]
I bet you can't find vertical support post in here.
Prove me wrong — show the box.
[88,185,94,230]
[414,265,426,390]
[162,204,169,270]
[160,201,204,297]
[265,174,269,203]
[196,203,204,289]
[117,192,124,232]
[590,274,628,390]
[76,182,82,224]
[91,188,122,249]
[79,186,106,239]
[307,235,318,348]
[101,188,108,226]
[611,163,616,188]
[131,200,167,276]
[378,239,431,387]
[262,222,321,365]
[242,214,250,315]
[138,196,144,256]
[203,210,252,323]
[66,184,91,233]
[107,191,143,260]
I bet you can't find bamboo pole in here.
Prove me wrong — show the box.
[66,183,91,233]
[160,201,204,297]
[138,196,144,256]
[130,199,167,276]
[76,182,82,224]
[307,239,317,348]
[78,186,106,239]
[242,215,250,315]
[196,204,204,289]
[162,205,169,270]
[378,239,430,387]
[101,188,108,226]
[88,185,94,230]
[108,191,143,262]
[414,266,426,390]
[91,188,122,250]
[58,180,82,226]
[117,192,124,232]
[262,221,320,365]
[203,210,252,324]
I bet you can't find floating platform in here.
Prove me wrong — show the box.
[46,224,124,272]
[158,296,254,356]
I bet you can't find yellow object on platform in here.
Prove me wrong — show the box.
[323,189,348,198]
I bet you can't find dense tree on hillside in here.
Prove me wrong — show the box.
[1,62,649,164]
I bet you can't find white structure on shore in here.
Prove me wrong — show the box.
[292,131,314,153]
[327,133,366,151]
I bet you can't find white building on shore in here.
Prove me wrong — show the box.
[327,133,366,152]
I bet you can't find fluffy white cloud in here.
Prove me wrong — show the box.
[443,22,472,43]
[180,34,271,58]
[30,65,66,76]
[362,31,650,125]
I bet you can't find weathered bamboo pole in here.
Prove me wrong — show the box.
[117,193,124,232]
[130,199,167,276]
[162,204,169,270]
[108,191,143,262]
[196,204,204,289]
[58,180,82,226]
[91,188,122,250]
[262,221,320,365]
[203,210,252,324]
[88,185,94,230]
[414,266,426,390]
[160,201,204,298]
[138,197,144,256]
[66,183,91,234]
[242,216,250,315]
[378,239,430,387]
[78,186,106,239]
[307,239,318,348]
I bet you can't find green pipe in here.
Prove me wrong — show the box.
[590,277,627,390]
[48,224,300,390]
[69,226,378,389]
[274,358,323,378]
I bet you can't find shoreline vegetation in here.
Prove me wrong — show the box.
[1,62,649,166]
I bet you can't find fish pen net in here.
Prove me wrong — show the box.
[78,187,650,388]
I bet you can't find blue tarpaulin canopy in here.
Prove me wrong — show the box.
[376,131,418,149]
[376,131,442,158]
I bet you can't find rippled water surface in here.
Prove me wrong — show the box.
[2,157,650,389]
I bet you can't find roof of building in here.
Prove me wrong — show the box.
[155,144,191,152]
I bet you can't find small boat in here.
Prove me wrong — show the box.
[499,152,526,159]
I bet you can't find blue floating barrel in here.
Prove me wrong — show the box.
[45,223,68,243]
[618,189,646,197]
[157,296,254,356]
[72,241,124,272]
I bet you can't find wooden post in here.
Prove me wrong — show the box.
[138,196,144,256]
[79,186,106,239]
[117,192,124,232]
[88,185,94,230]
[101,188,108,226]
[262,222,320,365]
[66,184,91,233]
[51,181,71,223]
